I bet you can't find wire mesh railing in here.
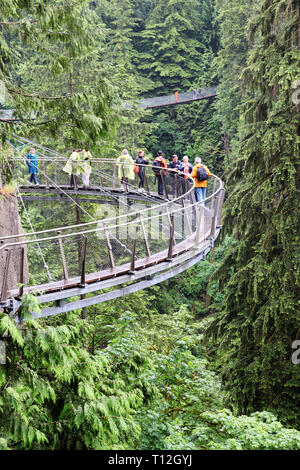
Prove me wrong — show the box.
[0,158,224,303]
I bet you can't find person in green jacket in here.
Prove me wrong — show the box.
[63,149,92,188]
[116,149,135,190]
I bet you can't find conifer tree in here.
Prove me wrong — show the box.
[210,0,300,425]
[138,0,218,95]
[0,0,118,148]
[214,0,256,168]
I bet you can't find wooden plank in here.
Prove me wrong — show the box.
[8,234,197,298]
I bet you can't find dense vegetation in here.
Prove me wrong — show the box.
[0,0,299,450]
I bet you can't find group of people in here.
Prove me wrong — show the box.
[25,147,211,204]
[115,148,211,203]
[151,150,211,203]
[25,147,93,188]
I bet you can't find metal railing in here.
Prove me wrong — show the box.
[0,158,224,305]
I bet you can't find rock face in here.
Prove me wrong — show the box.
[0,182,28,301]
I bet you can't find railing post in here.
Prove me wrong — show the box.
[1,249,11,302]
[121,165,128,192]
[165,207,176,245]
[18,247,26,297]
[194,205,205,247]
[44,163,49,188]
[184,179,189,199]
[79,235,87,287]
[182,199,192,235]
[98,163,103,187]
[140,216,151,257]
[143,167,150,195]
[176,175,183,201]
[112,164,116,189]
[166,214,175,261]
[129,225,139,274]
[54,161,57,185]
[161,170,169,200]
[216,185,225,227]
[104,227,115,269]
[212,177,216,197]
[57,231,69,280]
[208,195,218,239]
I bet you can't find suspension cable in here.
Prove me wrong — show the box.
[11,142,135,257]
[15,134,162,205]
[6,158,53,282]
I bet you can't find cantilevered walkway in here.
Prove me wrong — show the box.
[0,143,224,322]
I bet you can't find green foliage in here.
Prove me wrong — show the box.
[1,0,299,450]
[209,0,300,426]
[137,0,219,95]
[193,410,300,450]
[0,312,144,449]
[0,0,119,149]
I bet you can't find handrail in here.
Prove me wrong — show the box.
[1,161,197,242]
[0,173,222,251]
[0,158,224,311]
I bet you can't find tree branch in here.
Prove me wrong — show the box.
[7,88,70,100]
[0,20,37,26]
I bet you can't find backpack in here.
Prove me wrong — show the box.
[196,166,208,182]
[153,159,164,175]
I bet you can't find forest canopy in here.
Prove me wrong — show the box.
[0,0,299,451]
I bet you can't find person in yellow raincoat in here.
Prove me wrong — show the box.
[63,149,92,188]
[116,149,135,190]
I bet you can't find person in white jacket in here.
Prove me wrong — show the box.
[63,149,92,188]
[116,149,135,190]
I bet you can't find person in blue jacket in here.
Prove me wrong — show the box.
[26,148,39,185]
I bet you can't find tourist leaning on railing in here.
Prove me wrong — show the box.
[191,157,211,204]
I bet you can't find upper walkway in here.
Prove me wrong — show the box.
[127,87,217,109]
[0,87,217,122]
[0,150,224,322]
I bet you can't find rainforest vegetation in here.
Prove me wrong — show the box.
[0,0,299,450]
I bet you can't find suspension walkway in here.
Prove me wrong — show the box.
[0,87,217,122]
[126,87,217,109]
[0,139,224,322]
